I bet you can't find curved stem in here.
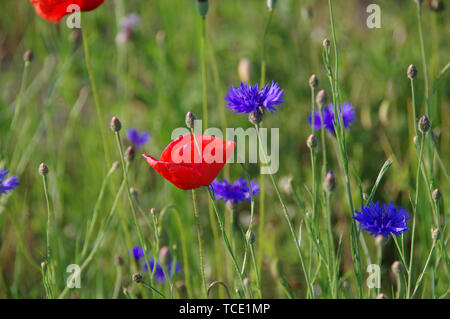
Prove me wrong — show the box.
[192,189,208,298]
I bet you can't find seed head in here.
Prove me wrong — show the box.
[431,228,441,242]
[159,246,171,267]
[24,50,34,65]
[316,90,328,108]
[185,112,196,129]
[307,134,318,150]
[246,230,256,244]
[323,170,336,193]
[407,64,417,79]
[110,117,122,132]
[267,0,277,11]
[391,261,403,275]
[432,189,441,202]
[132,273,143,283]
[196,0,209,18]
[418,115,430,134]
[238,58,252,83]
[309,74,319,89]
[39,163,49,176]
[125,146,135,163]
[249,110,264,125]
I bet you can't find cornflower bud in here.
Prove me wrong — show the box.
[432,189,441,202]
[185,112,196,129]
[407,64,417,79]
[39,163,49,176]
[307,134,318,150]
[309,74,319,89]
[418,115,430,134]
[323,170,336,193]
[110,117,122,132]
[316,90,328,108]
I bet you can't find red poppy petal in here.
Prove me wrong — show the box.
[30,0,104,23]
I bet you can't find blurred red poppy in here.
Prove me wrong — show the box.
[30,0,105,23]
[143,134,236,190]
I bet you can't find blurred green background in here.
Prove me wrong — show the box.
[0,0,448,298]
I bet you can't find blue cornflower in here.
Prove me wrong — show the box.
[126,128,150,147]
[225,81,284,114]
[308,102,356,134]
[144,258,181,283]
[131,246,145,260]
[211,177,260,205]
[353,201,411,237]
[0,169,19,194]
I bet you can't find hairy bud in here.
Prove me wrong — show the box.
[110,117,122,132]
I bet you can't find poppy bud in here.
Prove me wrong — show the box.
[39,163,49,176]
[323,38,331,49]
[418,115,430,134]
[432,189,441,202]
[267,0,277,11]
[132,273,143,283]
[24,50,34,65]
[246,230,256,244]
[431,228,441,242]
[114,254,124,266]
[159,246,171,267]
[307,134,318,150]
[249,110,264,125]
[130,187,138,200]
[238,58,252,83]
[125,146,135,163]
[316,90,328,108]
[309,74,319,89]
[110,117,122,132]
[407,64,417,79]
[112,161,120,170]
[196,0,209,18]
[376,293,387,299]
[428,0,444,12]
[323,170,336,193]
[391,261,403,275]
[185,112,197,129]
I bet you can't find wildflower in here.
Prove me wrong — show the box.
[131,246,145,260]
[418,115,430,134]
[308,102,356,134]
[225,81,284,115]
[211,177,259,205]
[29,0,105,23]
[323,170,336,193]
[432,189,441,202]
[0,169,20,194]
[126,128,150,148]
[353,201,411,237]
[144,258,181,283]
[142,134,235,190]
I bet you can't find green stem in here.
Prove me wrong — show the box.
[192,189,208,298]
[254,123,314,298]
[81,14,111,166]
[200,17,208,128]
[411,242,436,298]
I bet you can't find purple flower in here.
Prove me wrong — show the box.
[353,201,411,237]
[308,102,356,134]
[131,246,145,260]
[126,128,150,147]
[144,258,181,283]
[225,81,284,114]
[0,169,19,194]
[211,177,260,205]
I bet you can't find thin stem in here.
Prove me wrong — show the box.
[200,17,208,128]
[415,1,429,107]
[192,189,208,298]
[254,123,314,298]
[42,174,51,263]
[81,14,111,166]
[411,242,436,298]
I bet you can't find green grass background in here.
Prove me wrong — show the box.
[0,0,448,298]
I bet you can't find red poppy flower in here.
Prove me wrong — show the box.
[30,0,105,23]
[143,134,236,190]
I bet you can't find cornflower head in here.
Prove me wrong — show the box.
[126,128,150,148]
[131,246,145,260]
[211,177,260,205]
[308,102,356,134]
[353,201,411,237]
[225,81,284,115]
[144,258,181,283]
[0,169,19,194]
